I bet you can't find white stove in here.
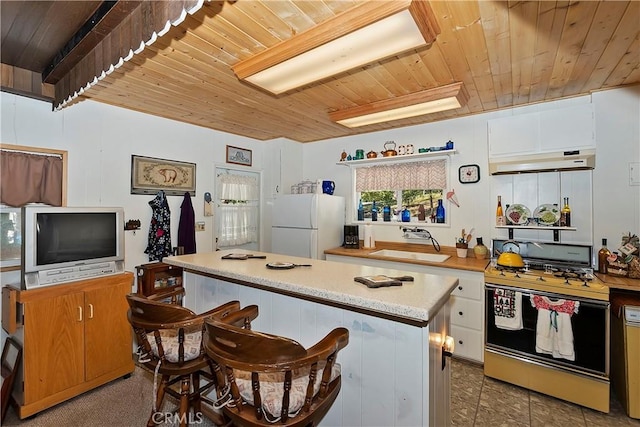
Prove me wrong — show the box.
[483,239,611,412]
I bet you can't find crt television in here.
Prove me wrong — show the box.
[21,206,125,289]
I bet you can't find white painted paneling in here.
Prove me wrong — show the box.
[0,93,265,279]
[183,272,444,426]
[325,254,484,364]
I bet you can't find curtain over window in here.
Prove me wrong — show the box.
[355,159,447,192]
[0,150,63,207]
[217,173,259,247]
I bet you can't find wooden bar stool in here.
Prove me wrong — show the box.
[126,293,255,427]
[204,311,349,427]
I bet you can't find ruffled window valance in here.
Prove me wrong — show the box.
[355,160,447,192]
[218,174,259,201]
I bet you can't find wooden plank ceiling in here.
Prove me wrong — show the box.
[3,1,640,143]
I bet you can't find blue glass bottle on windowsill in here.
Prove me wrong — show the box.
[371,201,378,221]
[383,205,391,222]
[401,207,411,222]
[436,199,445,223]
[357,199,364,221]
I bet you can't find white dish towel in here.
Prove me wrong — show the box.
[531,295,579,361]
[493,288,523,330]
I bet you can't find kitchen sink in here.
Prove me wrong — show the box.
[370,249,450,263]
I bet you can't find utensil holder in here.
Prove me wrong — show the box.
[456,243,468,258]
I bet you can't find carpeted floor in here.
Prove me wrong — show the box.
[4,359,640,426]
[2,366,219,427]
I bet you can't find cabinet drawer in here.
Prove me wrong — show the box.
[450,278,483,301]
[450,297,483,330]
[450,325,484,363]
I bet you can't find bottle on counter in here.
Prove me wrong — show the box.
[598,238,611,274]
[401,207,411,222]
[383,205,391,222]
[560,197,571,227]
[371,201,378,221]
[436,199,445,223]
[496,196,505,226]
[357,199,364,221]
[474,237,488,259]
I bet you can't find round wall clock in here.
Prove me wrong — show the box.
[458,164,480,184]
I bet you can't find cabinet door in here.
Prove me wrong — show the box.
[488,113,540,157]
[23,292,85,403]
[84,280,133,381]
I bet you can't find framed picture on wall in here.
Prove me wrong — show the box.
[131,155,196,196]
[226,145,252,167]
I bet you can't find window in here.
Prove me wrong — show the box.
[216,170,259,248]
[0,207,21,269]
[0,144,67,271]
[355,159,447,223]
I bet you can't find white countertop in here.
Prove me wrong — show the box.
[164,249,459,326]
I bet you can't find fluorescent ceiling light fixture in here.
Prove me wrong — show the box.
[232,0,440,95]
[329,82,469,128]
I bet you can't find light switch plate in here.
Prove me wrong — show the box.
[630,163,640,186]
[196,221,205,231]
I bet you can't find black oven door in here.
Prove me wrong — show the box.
[485,283,609,378]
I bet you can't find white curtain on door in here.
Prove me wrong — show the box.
[217,173,259,247]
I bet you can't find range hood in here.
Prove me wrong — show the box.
[489,149,595,175]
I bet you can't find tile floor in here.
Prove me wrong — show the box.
[451,358,640,426]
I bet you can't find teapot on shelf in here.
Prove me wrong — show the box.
[381,141,397,157]
[366,150,378,159]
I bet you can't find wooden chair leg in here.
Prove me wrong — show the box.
[192,371,201,414]
[179,376,191,427]
[147,374,169,427]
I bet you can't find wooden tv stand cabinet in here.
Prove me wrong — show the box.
[2,272,135,419]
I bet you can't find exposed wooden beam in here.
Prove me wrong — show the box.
[1,63,54,103]
[42,1,140,84]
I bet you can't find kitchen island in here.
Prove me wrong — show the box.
[164,249,459,427]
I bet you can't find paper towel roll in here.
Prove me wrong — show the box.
[363,224,375,248]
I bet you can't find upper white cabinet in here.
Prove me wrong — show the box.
[265,140,303,198]
[488,104,594,158]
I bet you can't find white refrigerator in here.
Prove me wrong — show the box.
[271,194,345,259]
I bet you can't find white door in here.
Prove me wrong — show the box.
[271,227,317,259]
[214,166,261,251]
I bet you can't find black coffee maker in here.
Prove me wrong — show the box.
[343,225,359,249]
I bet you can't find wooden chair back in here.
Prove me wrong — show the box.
[126,294,241,367]
[204,317,349,426]
[125,294,257,427]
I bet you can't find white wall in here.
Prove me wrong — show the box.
[592,86,640,247]
[0,93,267,342]
[302,86,640,253]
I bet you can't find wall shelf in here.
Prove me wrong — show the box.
[496,225,576,242]
[336,149,457,167]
